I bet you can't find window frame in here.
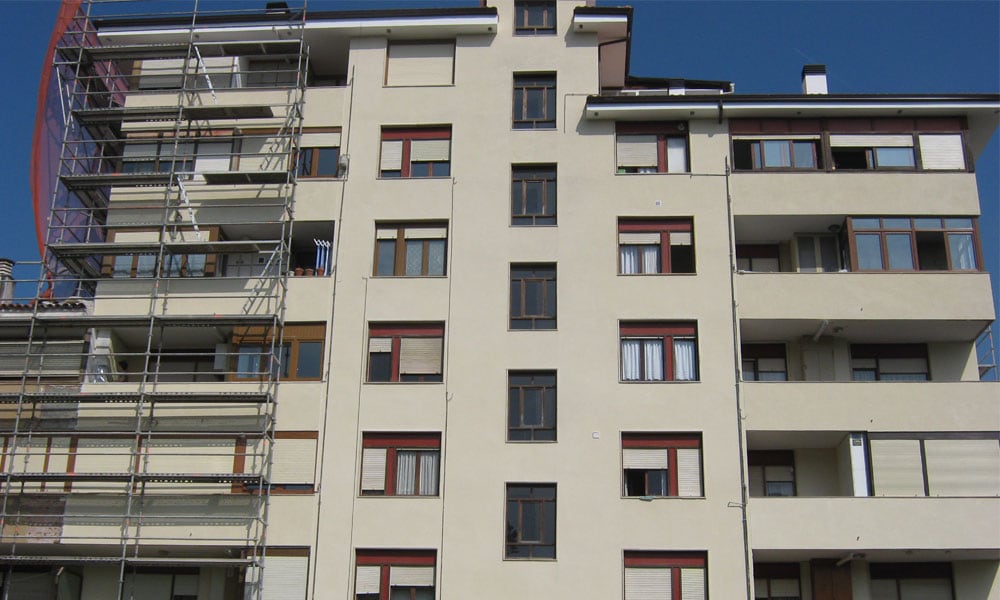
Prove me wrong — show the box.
[230,323,325,382]
[509,264,557,330]
[354,549,436,600]
[735,244,782,273]
[868,562,954,600]
[850,343,930,382]
[296,146,340,178]
[366,323,445,383]
[623,551,707,600]
[507,371,557,442]
[373,222,448,277]
[512,73,557,130]
[754,563,802,600]
[379,127,451,179]
[511,165,557,226]
[615,121,690,174]
[504,483,556,560]
[621,433,703,498]
[618,218,695,275]
[514,0,557,35]
[359,433,441,497]
[619,322,699,382]
[732,137,822,171]
[740,343,788,381]
[102,226,220,279]
[846,216,981,272]
[867,432,1000,497]
[748,450,796,497]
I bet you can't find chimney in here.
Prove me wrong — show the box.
[0,258,14,301]
[802,64,828,95]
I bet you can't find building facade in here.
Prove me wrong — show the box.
[0,0,997,598]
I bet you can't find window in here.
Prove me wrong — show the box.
[505,483,555,559]
[124,572,200,600]
[831,135,914,170]
[355,550,436,600]
[620,322,698,382]
[754,563,801,600]
[623,551,707,600]
[741,344,787,381]
[850,344,929,381]
[386,42,454,86]
[748,451,795,497]
[622,433,702,498]
[508,371,556,442]
[616,122,689,173]
[732,138,821,170]
[367,323,444,383]
[296,147,340,177]
[510,265,556,330]
[231,323,325,382]
[360,433,440,497]
[511,165,556,226]
[848,217,979,272]
[380,127,451,178]
[120,136,234,175]
[869,563,954,600]
[618,219,694,274]
[868,433,1000,497]
[794,234,840,272]
[374,223,447,277]
[512,74,556,129]
[736,244,781,273]
[514,1,556,35]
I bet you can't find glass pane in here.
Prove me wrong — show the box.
[852,369,877,381]
[520,502,541,541]
[761,140,791,167]
[525,88,543,119]
[524,280,542,314]
[524,181,542,214]
[947,233,976,270]
[914,217,942,229]
[522,389,542,426]
[758,371,788,382]
[855,234,884,270]
[405,240,424,276]
[164,255,183,277]
[296,148,313,175]
[368,352,392,382]
[136,255,156,278]
[510,280,522,317]
[542,393,555,428]
[526,4,545,26]
[295,342,322,378]
[113,255,132,278]
[187,254,206,277]
[543,280,556,317]
[886,234,914,269]
[797,236,817,271]
[513,89,524,118]
[377,240,396,276]
[792,141,816,168]
[434,161,450,177]
[851,218,881,230]
[765,481,795,496]
[542,501,556,541]
[236,346,262,377]
[427,240,445,275]
[410,162,430,177]
[648,470,669,496]
[508,389,520,428]
[875,147,914,167]
[742,359,757,381]
[545,88,556,120]
[316,147,339,176]
[818,237,839,271]
[944,218,973,229]
[882,218,910,229]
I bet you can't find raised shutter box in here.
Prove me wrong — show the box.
[624,567,671,600]
[670,231,692,246]
[870,439,925,496]
[918,134,965,170]
[924,438,1000,496]
[300,132,341,147]
[829,134,913,147]
[390,565,434,586]
[386,42,455,86]
[619,232,660,245]
[410,139,450,162]
[617,135,658,167]
[622,448,669,469]
[404,226,447,239]
[360,448,387,492]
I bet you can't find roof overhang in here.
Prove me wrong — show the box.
[572,6,631,89]
[585,94,1000,157]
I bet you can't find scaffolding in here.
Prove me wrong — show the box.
[1,1,310,598]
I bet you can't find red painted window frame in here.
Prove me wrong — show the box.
[621,433,701,497]
[624,551,707,600]
[615,121,689,173]
[361,432,441,496]
[618,218,695,274]
[367,323,445,383]
[379,127,451,178]
[619,321,698,382]
[355,549,436,600]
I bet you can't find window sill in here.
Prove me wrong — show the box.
[614,171,691,176]
[357,494,441,499]
[371,275,449,279]
[510,223,558,228]
[298,176,344,181]
[363,381,444,385]
[506,439,558,444]
[508,327,558,332]
[502,556,558,562]
[619,380,700,384]
[383,84,456,89]
[511,126,558,132]
[621,495,705,500]
[376,176,453,181]
[617,272,698,277]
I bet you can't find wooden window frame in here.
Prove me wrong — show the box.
[732,138,822,171]
[379,127,451,178]
[511,165,557,226]
[366,323,445,383]
[618,218,695,274]
[740,343,788,381]
[360,433,441,497]
[621,433,702,498]
[507,371,556,442]
[514,1,556,35]
[850,343,929,382]
[355,549,436,600]
[512,73,557,130]
[101,226,221,279]
[296,146,340,178]
[619,322,698,382]
[505,483,556,559]
[510,264,557,330]
[623,551,707,600]
[230,323,325,382]
[373,222,448,277]
[846,216,981,272]
[616,121,690,174]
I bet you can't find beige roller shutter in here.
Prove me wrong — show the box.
[137,58,184,89]
[390,565,434,586]
[360,447,387,492]
[670,232,692,246]
[619,232,661,245]
[410,139,450,162]
[622,448,669,469]
[386,42,454,86]
[617,135,658,167]
[871,579,899,600]
[301,132,341,147]
[918,134,965,170]
[368,338,393,353]
[380,140,404,171]
[870,439,925,496]
[355,566,381,595]
[74,438,134,474]
[898,578,953,600]
[260,556,309,600]
[624,567,671,600]
[0,341,86,375]
[271,437,317,484]
[680,567,706,600]
[194,141,232,173]
[404,226,447,239]
[142,438,234,475]
[677,448,703,497]
[399,337,442,375]
[829,134,913,147]
[924,439,1000,496]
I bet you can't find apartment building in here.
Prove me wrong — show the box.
[0,0,997,598]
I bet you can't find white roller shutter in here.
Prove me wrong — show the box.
[399,338,442,375]
[666,137,688,173]
[355,566,381,595]
[410,139,450,162]
[386,43,454,86]
[677,448,703,497]
[625,568,671,600]
[617,135,658,167]
[829,134,913,147]
[195,141,233,173]
[924,439,1000,497]
[390,566,434,586]
[260,556,309,600]
[899,578,953,600]
[619,232,660,245]
[380,140,403,171]
[870,439,925,496]
[670,232,692,246]
[622,448,669,469]
[271,437,317,484]
[300,132,341,147]
[404,226,448,239]
[368,338,393,353]
[360,447,387,492]
[143,438,234,475]
[918,134,965,170]
[680,567,706,600]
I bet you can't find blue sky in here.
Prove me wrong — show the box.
[1,0,998,358]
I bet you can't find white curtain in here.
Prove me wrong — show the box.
[621,340,641,380]
[643,340,664,381]
[673,339,697,380]
[641,247,659,273]
[396,451,416,495]
[620,247,639,274]
[418,452,438,496]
